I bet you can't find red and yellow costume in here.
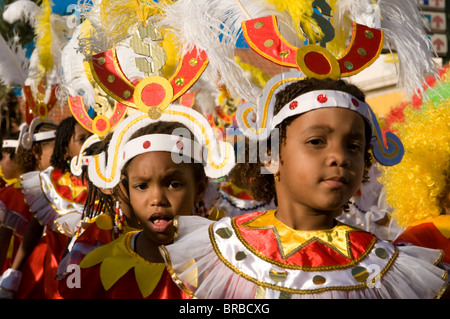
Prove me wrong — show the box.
[18,167,88,299]
[394,215,450,265]
[0,182,34,272]
[56,213,139,283]
[59,231,190,299]
[162,211,448,299]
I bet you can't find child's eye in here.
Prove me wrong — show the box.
[168,181,183,189]
[78,136,88,143]
[306,138,325,146]
[133,183,148,191]
[348,143,363,152]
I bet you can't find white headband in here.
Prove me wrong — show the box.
[33,131,56,142]
[20,117,57,149]
[271,90,372,130]
[70,134,102,177]
[88,107,235,189]
[237,71,404,166]
[122,134,203,168]
[2,140,19,149]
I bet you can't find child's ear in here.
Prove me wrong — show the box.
[263,151,279,175]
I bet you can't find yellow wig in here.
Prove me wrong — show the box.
[379,99,450,228]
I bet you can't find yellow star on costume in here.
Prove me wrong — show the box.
[80,231,166,298]
[242,210,355,260]
[56,172,86,200]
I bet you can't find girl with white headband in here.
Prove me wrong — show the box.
[3,116,91,299]
[58,105,235,298]
[160,76,449,299]
[0,131,30,275]
[0,119,57,298]
[55,132,141,287]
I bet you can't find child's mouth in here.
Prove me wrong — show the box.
[149,213,173,233]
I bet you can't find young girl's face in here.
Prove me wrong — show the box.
[125,151,204,245]
[66,123,90,160]
[275,107,366,215]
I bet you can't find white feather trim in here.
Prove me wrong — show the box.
[59,23,96,108]
[333,0,438,98]
[2,0,40,26]
[77,0,114,58]
[157,0,297,105]
[0,34,29,87]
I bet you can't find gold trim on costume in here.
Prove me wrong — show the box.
[208,222,400,294]
[231,212,377,271]
[159,245,198,299]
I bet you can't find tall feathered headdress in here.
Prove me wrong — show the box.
[83,9,236,187]
[156,0,316,106]
[329,0,439,98]
[233,1,417,166]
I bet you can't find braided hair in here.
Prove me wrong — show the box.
[50,116,78,172]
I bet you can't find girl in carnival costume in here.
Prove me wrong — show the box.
[161,75,448,299]
[379,68,450,271]
[0,131,30,274]
[55,132,141,283]
[0,118,57,298]
[158,0,449,298]
[57,1,235,296]
[13,116,91,299]
[58,88,235,300]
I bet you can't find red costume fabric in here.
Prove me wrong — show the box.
[394,215,450,264]
[59,231,190,299]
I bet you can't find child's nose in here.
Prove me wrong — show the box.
[150,186,168,206]
[327,145,350,167]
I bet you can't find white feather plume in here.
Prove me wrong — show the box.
[76,0,114,58]
[333,0,438,98]
[2,0,40,26]
[59,23,96,108]
[0,34,29,87]
[157,0,297,105]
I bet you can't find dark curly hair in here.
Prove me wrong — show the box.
[239,77,374,207]
[50,116,78,172]
[15,122,57,173]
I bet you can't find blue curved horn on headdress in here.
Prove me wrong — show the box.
[367,107,404,166]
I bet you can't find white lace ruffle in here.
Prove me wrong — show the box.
[161,216,448,299]
[21,169,83,237]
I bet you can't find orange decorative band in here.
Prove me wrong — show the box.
[169,47,209,101]
[23,85,57,118]
[242,15,383,80]
[242,15,298,68]
[68,96,128,137]
[90,49,136,107]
